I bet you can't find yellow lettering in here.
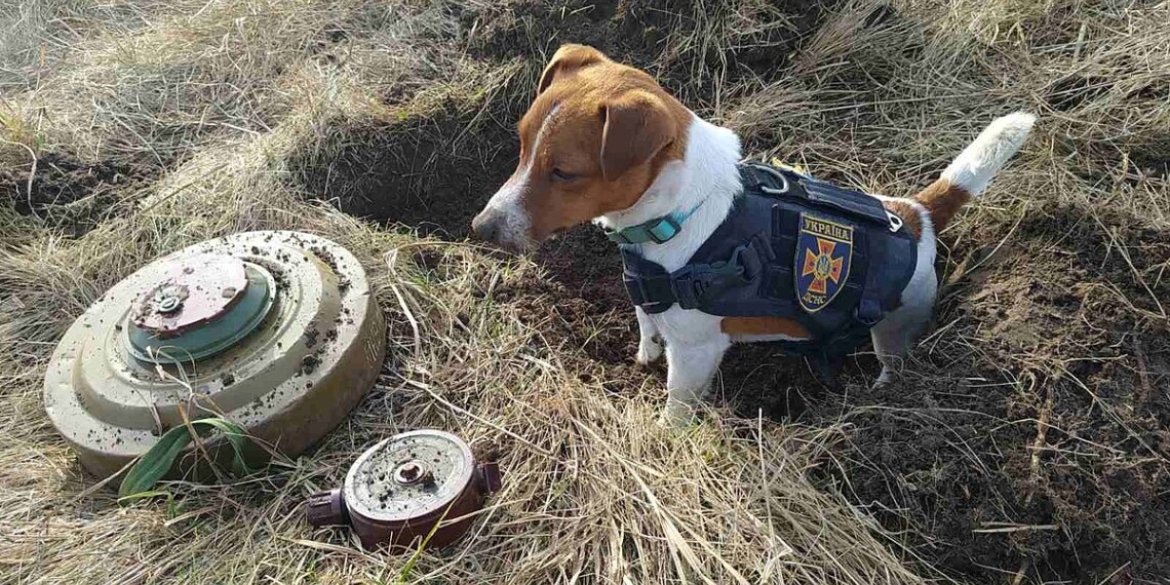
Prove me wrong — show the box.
[802,217,852,242]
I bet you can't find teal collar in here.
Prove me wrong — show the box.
[603,202,704,245]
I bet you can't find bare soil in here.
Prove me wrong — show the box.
[1,151,150,237]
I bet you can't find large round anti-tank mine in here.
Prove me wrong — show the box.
[42,231,385,479]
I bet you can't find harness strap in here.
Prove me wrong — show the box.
[855,227,886,326]
[623,239,764,314]
[620,252,674,314]
[745,162,905,233]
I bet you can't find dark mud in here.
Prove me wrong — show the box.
[0,151,150,237]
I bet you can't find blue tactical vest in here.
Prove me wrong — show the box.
[617,163,918,357]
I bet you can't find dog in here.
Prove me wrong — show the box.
[472,44,1035,425]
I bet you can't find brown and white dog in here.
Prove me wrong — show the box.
[472,44,1034,425]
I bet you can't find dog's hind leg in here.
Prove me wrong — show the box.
[870,272,936,389]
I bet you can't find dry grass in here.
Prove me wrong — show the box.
[2,0,1169,583]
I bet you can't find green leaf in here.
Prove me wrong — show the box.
[187,417,255,478]
[119,418,256,500]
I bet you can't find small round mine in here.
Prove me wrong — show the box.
[332,430,498,551]
[343,430,474,524]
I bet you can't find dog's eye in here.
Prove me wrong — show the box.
[551,168,577,182]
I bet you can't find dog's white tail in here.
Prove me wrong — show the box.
[914,112,1036,231]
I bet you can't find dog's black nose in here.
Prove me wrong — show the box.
[471,210,502,243]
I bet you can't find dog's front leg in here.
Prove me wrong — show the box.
[660,337,729,426]
[635,307,664,366]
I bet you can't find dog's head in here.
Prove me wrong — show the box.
[471,45,690,253]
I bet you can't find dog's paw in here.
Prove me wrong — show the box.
[635,337,664,366]
[870,367,897,391]
[658,401,697,428]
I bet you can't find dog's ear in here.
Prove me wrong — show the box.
[537,44,608,96]
[599,89,677,181]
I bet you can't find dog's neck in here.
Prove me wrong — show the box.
[594,114,743,272]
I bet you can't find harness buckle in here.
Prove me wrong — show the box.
[670,243,760,310]
[885,210,904,233]
[668,264,705,310]
[748,163,790,195]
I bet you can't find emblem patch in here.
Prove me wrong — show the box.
[796,214,853,313]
